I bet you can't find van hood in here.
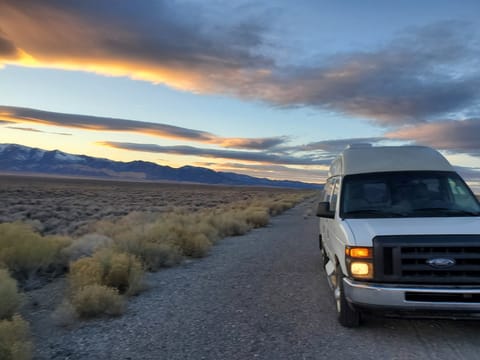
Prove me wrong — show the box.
[344,217,480,246]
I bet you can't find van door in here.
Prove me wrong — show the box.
[322,177,340,260]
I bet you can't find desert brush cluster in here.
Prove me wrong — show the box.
[0,268,32,360]
[0,176,314,358]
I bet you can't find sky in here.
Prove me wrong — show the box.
[0,0,480,186]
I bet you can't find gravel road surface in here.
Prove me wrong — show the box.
[30,199,480,359]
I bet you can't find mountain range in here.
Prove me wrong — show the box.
[0,144,320,189]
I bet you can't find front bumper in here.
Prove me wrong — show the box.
[343,278,480,312]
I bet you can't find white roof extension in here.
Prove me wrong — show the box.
[328,144,453,177]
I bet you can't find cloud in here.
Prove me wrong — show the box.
[99,141,333,166]
[1,2,479,126]
[454,165,480,181]
[0,105,286,150]
[293,137,385,152]
[386,119,480,155]
[6,126,71,136]
[256,21,480,125]
[0,32,18,58]
[207,162,328,182]
[219,136,289,150]
[0,1,271,91]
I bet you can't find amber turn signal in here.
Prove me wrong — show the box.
[345,246,372,259]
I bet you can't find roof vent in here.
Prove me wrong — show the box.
[346,143,373,149]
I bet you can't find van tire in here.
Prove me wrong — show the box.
[334,264,361,328]
[319,236,328,266]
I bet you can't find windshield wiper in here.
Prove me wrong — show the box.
[413,207,480,216]
[344,209,406,217]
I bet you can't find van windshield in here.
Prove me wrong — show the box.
[340,171,480,218]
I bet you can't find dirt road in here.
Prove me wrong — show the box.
[32,199,480,359]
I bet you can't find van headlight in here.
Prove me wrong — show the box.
[345,246,374,280]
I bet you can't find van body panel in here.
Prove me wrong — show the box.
[345,218,480,247]
[328,146,453,177]
[343,278,480,312]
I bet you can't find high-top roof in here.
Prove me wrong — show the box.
[328,145,453,177]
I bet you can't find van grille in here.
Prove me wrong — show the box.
[373,235,480,284]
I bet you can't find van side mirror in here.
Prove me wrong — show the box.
[316,202,335,218]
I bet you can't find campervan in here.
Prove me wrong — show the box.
[317,144,480,327]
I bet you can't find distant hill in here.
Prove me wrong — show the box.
[0,144,320,189]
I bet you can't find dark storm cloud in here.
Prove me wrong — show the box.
[99,141,333,166]
[0,105,287,150]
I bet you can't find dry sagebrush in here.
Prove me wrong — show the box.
[58,191,312,321]
[0,315,32,360]
[0,269,24,320]
[0,270,32,360]
[86,192,311,271]
[0,222,71,282]
[65,249,144,318]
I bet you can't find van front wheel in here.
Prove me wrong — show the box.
[333,264,361,327]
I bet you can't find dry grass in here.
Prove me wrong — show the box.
[0,175,315,323]
[0,223,71,282]
[66,248,144,318]
[84,192,311,271]
[0,315,32,360]
[61,233,112,262]
[69,249,144,296]
[70,285,124,318]
[0,270,23,320]
[0,174,315,236]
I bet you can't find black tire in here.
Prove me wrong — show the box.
[319,235,329,267]
[333,264,361,328]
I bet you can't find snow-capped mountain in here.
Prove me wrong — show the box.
[0,144,320,189]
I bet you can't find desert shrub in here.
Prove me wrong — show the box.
[69,257,103,291]
[97,250,144,296]
[51,301,77,327]
[144,214,214,258]
[88,211,158,239]
[114,234,182,270]
[208,211,250,238]
[0,270,23,320]
[82,191,312,272]
[0,222,71,280]
[61,233,112,261]
[265,199,295,215]
[178,233,212,258]
[0,315,32,360]
[243,207,270,228]
[69,249,144,296]
[70,285,124,318]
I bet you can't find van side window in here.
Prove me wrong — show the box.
[323,179,333,203]
[448,177,478,210]
[330,178,340,212]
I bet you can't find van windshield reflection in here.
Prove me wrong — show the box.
[341,171,480,218]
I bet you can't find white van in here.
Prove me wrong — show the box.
[317,144,480,327]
